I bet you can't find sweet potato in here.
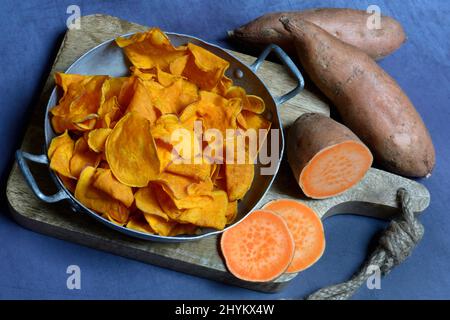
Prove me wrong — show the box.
[229,8,406,60]
[263,199,325,273]
[221,210,294,282]
[281,18,435,177]
[288,113,373,198]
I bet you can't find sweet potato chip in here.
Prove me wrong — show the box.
[180,91,241,134]
[226,200,238,224]
[183,43,229,90]
[226,162,254,201]
[143,213,177,236]
[97,96,122,129]
[106,112,160,187]
[135,185,170,221]
[92,168,134,207]
[126,214,155,233]
[169,55,189,76]
[175,190,228,229]
[51,74,108,132]
[225,86,265,114]
[75,166,129,225]
[87,128,112,153]
[70,137,101,179]
[169,223,198,236]
[48,131,75,178]
[156,172,213,200]
[126,79,159,124]
[116,28,187,70]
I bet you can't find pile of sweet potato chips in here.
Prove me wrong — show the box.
[47,28,271,236]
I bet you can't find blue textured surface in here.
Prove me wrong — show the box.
[1,0,449,299]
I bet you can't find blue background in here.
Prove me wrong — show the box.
[0,0,449,299]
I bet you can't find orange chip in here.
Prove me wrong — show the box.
[226,200,238,224]
[156,172,213,200]
[92,168,134,207]
[126,79,159,124]
[175,190,228,229]
[143,213,177,236]
[169,223,198,236]
[183,43,229,90]
[180,91,241,134]
[116,28,187,70]
[97,96,122,129]
[75,166,129,225]
[48,131,75,178]
[51,74,108,132]
[87,128,112,153]
[126,214,155,234]
[225,162,254,201]
[135,185,170,221]
[105,112,160,187]
[70,136,101,179]
[225,86,265,114]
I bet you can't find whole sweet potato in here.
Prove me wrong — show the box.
[280,17,435,177]
[229,8,406,60]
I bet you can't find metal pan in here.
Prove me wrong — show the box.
[16,32,304,242]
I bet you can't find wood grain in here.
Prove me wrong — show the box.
[6,14,430,293]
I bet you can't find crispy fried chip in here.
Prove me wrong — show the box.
[175,190,228,229]
[48,131,75,178]
[70,136,101,179]
[92,168,134,207]
[106,112,160,187]
[87,128,112,153]
[135,185,170,221]
[126,214,155,233]
[51,74,108,133]
[183,43,229,90]
[226,200,238,224]
[116,28,187,70]
[180,91,241,134]
[143,213,177,236]
[75,166,129,225]
[225,162,254,201]
[225,86,265,114]
[126,79,159,124]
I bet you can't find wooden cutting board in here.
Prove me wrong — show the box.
[6,15,430,293]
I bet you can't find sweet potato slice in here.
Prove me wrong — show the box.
[221,210,294,282]
[263,199,325,273]
[288,113,372,199]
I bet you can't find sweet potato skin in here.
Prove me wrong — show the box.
[230,8,406,60]
[282,18,435,177]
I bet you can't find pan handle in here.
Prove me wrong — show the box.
[15,150,69,203]
[249,44,304,106]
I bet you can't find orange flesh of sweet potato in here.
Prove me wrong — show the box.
[263,199,325,273]
[220,210,295,282]
[281,18,435,178]
[300,141,372,198]
[288,113,373,199]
